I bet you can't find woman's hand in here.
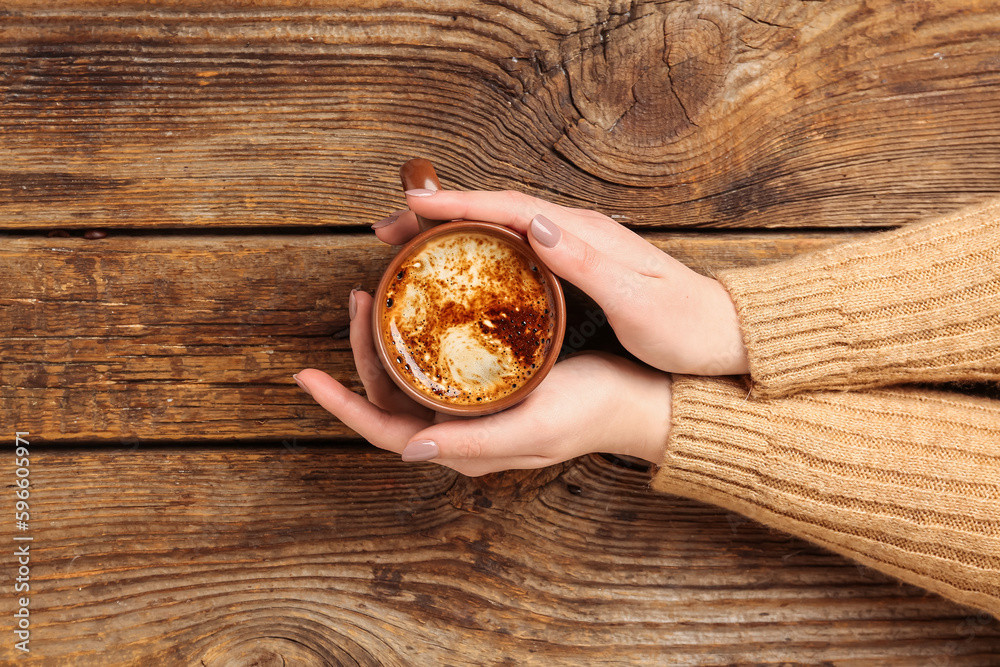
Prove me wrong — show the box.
[294,290,671,476]
[374,189,749,376]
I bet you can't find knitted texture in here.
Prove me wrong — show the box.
[654,201,1000,618]
[654,376,1000,619]
[717,200,1000,398]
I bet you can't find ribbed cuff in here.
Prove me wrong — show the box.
[717,200,1000,398]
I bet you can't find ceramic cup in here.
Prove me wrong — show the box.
[372,159,566,416]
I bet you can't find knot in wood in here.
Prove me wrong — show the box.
[199,634,374,666]
[201,641,324,666]
[447,463,569,512]
[558,2,786,186]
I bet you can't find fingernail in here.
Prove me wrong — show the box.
[348,289,358,321]
[530,214,561,248]
[293,374,312,396]
[404,189,437,198]
[401,439,439,462]
[372,211,401,229]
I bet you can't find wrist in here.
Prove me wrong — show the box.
[700,276,750,375]
[619,365,673,466]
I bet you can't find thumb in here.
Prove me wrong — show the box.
[399,406,568,476]
[528,214,644,317]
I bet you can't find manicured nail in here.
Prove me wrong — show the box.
[404,189,437,197]
[292,374,312,396]
[530,214,561,248]
[348,289,358,321]
[372,211,401,229]
[401,439,439,462]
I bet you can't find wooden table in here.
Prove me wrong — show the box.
[3,1,1000,664]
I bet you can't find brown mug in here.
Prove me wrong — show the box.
[372,159,566,416]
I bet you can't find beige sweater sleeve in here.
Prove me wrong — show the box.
[653,377,1000,619]
[717,200,1000,397]
[653,201,1000,618]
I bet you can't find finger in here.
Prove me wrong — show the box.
[372,209,421,246]
[401,382,580,467]
[399,405,598,478]
[294,367,428,454]
[542,210,678,277]
[413,412,543,462]
[404,189,672,275]
[404,188,572,235]
[349,290,434,419]
[527,215,649,318]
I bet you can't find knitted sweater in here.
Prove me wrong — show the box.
[652,200,1000,619]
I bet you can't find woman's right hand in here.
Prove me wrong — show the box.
[374,188,749,377]
[295,291,673,476]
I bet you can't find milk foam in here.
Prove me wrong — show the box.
[382,231,555,405]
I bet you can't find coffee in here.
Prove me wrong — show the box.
[379,229,558,406]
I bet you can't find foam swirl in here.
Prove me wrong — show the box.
[381,231,555,405]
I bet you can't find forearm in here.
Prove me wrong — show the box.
[653,375,1000,619]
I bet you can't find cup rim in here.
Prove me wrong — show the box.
[371,220,566,417]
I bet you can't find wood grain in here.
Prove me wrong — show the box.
[2,445,998,665]
[5,2,1000,662]
[1,230,865,443]
[2,1,999,229]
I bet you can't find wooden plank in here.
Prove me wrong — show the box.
[1,1,999,229]
[2,444,998,665]
[2,230,866,443]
